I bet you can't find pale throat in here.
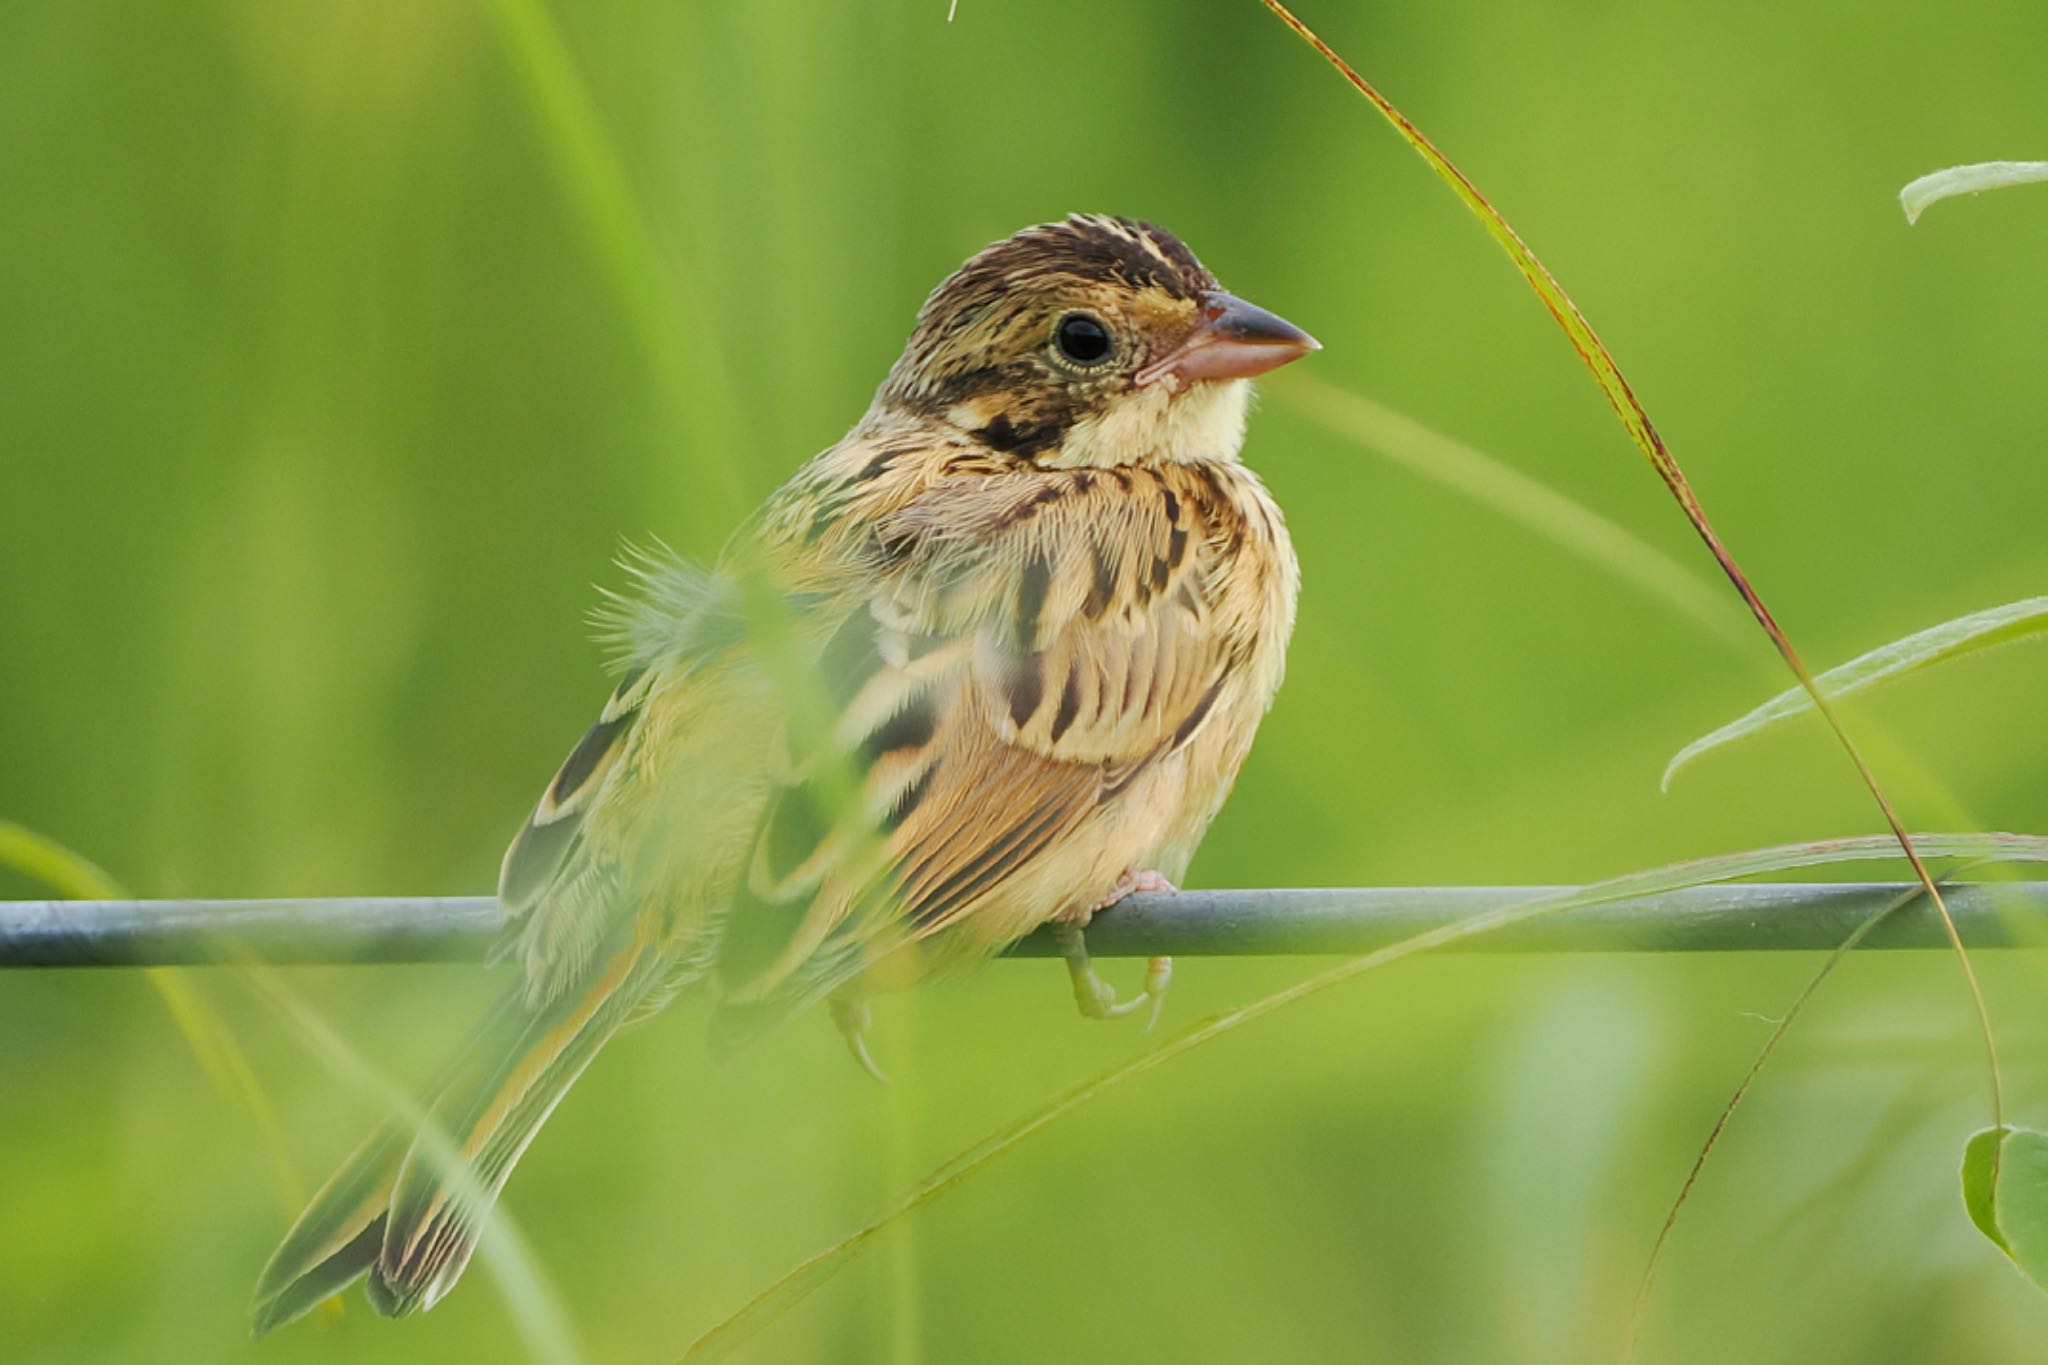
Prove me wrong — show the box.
[1051,378,1252,469]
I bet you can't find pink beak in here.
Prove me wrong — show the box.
[1135,289,1320,388]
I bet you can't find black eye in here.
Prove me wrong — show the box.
[1053,313,1113,366]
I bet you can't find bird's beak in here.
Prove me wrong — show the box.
[1135,290,1320,388]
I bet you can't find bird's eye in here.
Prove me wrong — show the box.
[1053,313,1114,367]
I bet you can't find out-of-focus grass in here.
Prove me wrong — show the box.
[239,963,582,1363]
[683,836,2048,1363]
[1665,596,2048,790]
[1271,371,1752,646]
[5,1,2048,1362]
[0,823,306,1220]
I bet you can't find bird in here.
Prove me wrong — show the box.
[249,213,1316,1333]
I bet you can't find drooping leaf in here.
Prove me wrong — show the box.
[1962,1123,2048,1296]
[1663,596,2048,790]
[1993,1127,2048,1290]
[1963,1126,2010,1252]
[1901,161,2048,225]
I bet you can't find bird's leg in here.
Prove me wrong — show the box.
[829,994,890,1085]
[1051,869,1177,1030]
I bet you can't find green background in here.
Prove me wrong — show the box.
[4,1,2047,1361]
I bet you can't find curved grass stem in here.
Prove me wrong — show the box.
[1254,0,2003,1136]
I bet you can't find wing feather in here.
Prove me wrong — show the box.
[709,456,1264,1004]
[496,549,753,1004]
[502,445,1286,1026]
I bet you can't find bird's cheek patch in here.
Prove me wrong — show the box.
[945,395,1008,434]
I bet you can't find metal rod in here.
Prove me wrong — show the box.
[2,883,2045,967]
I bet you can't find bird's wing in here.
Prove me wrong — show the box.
[713,459,1260,1005]
[495,548,755,1005]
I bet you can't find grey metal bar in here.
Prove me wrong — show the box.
[1,883,2044,967]
[0,897,508,967]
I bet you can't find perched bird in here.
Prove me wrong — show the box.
[250,214,1315,1333]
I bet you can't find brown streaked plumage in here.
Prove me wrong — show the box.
[251,214,1315,1332]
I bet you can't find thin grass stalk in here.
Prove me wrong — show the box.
[1252,0,2003,1136]
[1623,861,1993,1359]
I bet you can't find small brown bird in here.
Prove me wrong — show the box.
[251,214,1315,1332]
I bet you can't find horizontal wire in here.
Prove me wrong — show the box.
[2,882,2046,967]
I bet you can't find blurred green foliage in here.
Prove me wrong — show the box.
[4,2,2048,1361]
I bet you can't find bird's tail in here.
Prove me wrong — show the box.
[250,933,667,1335]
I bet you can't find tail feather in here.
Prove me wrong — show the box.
[370,938,663,1315]
[251,935,663,1334]
[249,1123,404,1336]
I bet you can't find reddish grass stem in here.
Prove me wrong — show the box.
[1253,0,2002,1132]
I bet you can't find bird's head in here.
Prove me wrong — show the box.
[875,215,1317,468]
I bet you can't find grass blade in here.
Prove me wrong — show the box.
[679,831,2048,1362]
[481,0,752,538]
[1254,0,2003,1136]
[1272,373,1750,646]
[1663,595,2048,790]
[1901,161,2048,224]
[237,964,586,1365]
[0,821,127,904]
[0,822,306,1210]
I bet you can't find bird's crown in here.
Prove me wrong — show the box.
[874,215,1313,468]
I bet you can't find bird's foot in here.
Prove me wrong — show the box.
[830,996,890,1085]
[1087,867,1178,913]
[1050,872,1176,1031]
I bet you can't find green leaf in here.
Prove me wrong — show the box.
[1963,1126,2010,1253]
[1966,1129,2048,1285]
[1995,1128,2048,1289]
[1901,161,2048,225]
[1663,596,2048,790]
[1960,1125,2048,1294]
